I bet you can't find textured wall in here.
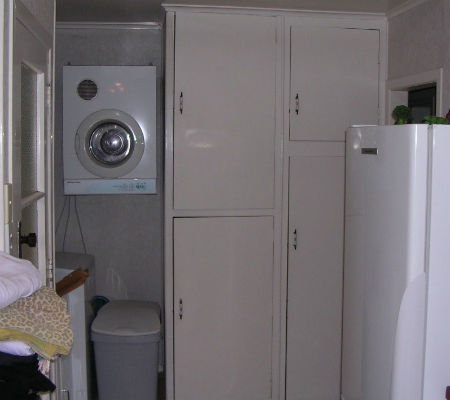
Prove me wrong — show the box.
[20,0,54,34]
[54,27,163,306]
[388,0,450,111]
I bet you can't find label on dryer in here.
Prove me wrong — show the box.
[64,179,157,195]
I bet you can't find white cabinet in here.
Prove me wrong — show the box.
[165,8,386,400]
[173,217,274,400]
[289,25,379,141]
[284,20,380,400]
[166,10,280,400]
[286,154,345,400]
[173,12,277,210]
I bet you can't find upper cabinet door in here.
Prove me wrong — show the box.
[289,26,379,142]
[173,13,277,210]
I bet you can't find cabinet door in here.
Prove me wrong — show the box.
[174,217,273,400]
[286,155,344,400]
[289,26,379,141]
[173,13,277,210]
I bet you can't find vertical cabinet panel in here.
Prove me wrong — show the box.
[286,155,345,400]
[290,26,379,141]
[174,217,273,400]
[173,13,277,210]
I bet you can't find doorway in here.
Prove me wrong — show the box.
[408,84,437,123]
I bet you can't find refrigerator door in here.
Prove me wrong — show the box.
[421,125,450,399]
[342,125,429,400]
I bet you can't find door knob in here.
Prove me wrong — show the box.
[20,232,37,247]
[18,222,37,259]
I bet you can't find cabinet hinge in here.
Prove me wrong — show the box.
[46,259,54,287]
[3,184,12,225]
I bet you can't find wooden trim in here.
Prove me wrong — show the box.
[56,268,89,297]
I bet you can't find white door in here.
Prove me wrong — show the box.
[289,26,379,141]
[8,4,53,282]
[173,217,274,400]
[173,12,277,210]
[286,155,344,400]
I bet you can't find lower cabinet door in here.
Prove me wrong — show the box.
[173,216,274,400]
[286,155,345,400]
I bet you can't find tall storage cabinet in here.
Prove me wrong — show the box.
[165,10,281,400]
[165,7,385,400]
[284,19,381,400]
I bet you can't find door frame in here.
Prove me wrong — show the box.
[4,0,54,279]
[386,68,443,124]
[1,0,56,398]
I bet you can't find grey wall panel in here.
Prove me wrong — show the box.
[54,27,163,306]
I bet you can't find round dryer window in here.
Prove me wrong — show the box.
[75,109,145,178]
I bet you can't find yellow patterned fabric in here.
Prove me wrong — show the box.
[0,286,73,359]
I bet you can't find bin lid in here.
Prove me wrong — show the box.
[91,300,160,339]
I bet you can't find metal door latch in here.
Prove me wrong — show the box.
[292,229,298,250]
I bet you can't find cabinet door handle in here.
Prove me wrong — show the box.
[295,93,300,115]
[179,92,184,114]
[293,229,298,250]
[178,298,183,320]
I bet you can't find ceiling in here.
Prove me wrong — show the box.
[56,0,409,23]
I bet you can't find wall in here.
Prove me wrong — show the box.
[388,0,450,112]
[21,0,54,34]
[54,26,164,306]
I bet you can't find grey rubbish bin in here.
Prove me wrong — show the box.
[91,300,160,400]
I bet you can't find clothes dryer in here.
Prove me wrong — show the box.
[63,66,156,194]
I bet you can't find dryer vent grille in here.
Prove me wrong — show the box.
[77,79,98,100]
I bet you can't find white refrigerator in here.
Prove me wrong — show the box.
[342,124,450,400]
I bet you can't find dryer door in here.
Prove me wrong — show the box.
[89,122,133,166]
[75,109,145,178]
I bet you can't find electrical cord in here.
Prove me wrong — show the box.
[74,196,87,254]
[62,197,71,252]
[55,196,68,235]
[56,195,87,254]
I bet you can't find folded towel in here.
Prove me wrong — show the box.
[0,341,34,356]
[0,252,42,309]
[0,287,73,359]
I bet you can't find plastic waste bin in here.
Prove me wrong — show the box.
[91,300,160,400]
